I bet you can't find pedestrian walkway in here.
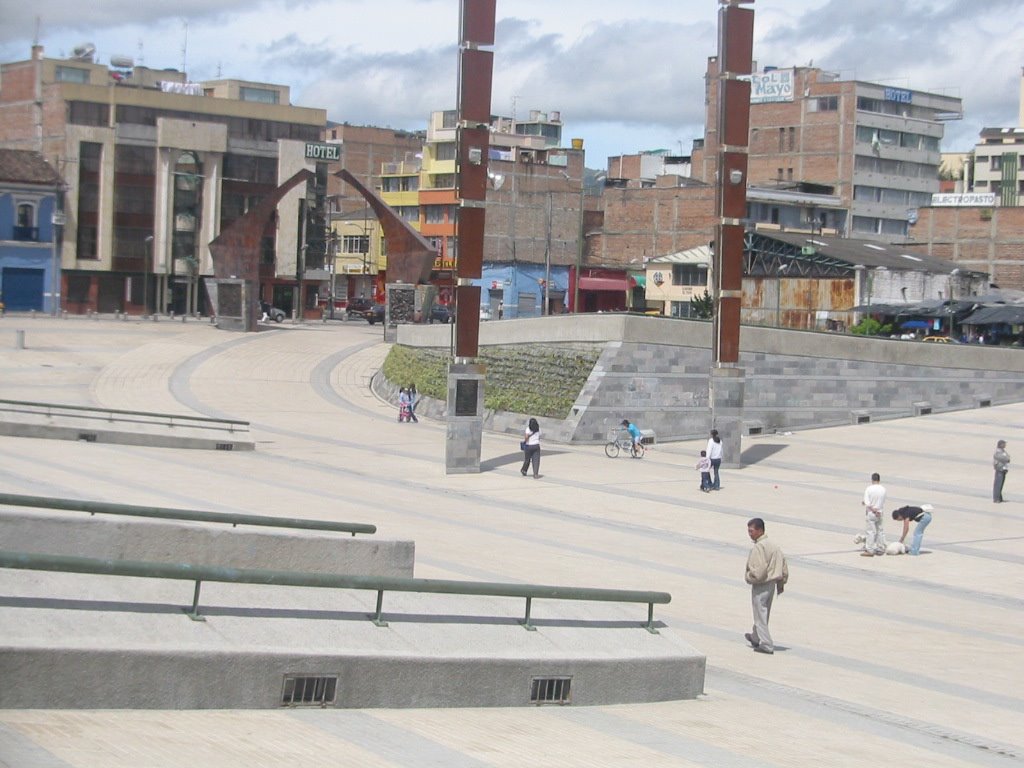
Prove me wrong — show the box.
[1,317,1022,767]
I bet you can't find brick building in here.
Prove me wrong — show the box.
[904,204,1024,290]
[692,61,962,240]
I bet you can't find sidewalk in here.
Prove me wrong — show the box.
[1,317,1022,767]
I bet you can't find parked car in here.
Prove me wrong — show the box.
[364,304,386,325]
[429,304,453,323]
[922,335,958,343]
[345,297,374,319]
[260,302,286,322]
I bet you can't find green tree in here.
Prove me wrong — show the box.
[691,290,714,319]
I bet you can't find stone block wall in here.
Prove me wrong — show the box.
[391,314,1024,444]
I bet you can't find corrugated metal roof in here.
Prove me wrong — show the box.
[649,245,712,265]
[759,231,977,275]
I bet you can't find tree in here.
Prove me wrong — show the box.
[691,289,714,319]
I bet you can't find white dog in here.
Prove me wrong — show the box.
[885,541,908,555]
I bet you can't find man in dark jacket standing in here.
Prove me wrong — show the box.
[744,518,789,655]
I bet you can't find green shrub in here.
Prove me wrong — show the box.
[381,344,600,419]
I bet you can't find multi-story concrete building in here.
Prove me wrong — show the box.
[970,129,1024,207]
[0,45,330,317]
[0,149,62,313]
[692,61,963,240]
[379,109,586,318]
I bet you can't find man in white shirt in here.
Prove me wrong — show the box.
[861,472,887,557]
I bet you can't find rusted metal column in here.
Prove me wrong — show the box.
[710,0,754,467]
[446,0,496,474]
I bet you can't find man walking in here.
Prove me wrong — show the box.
[744,518,788,655]
[861,472,887,557]
[993,440,1010,503]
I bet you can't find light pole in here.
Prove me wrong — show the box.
[50,208,65,317]
[143,235,153,316]
[543,191,552,315]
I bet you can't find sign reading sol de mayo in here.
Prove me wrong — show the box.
[931,193,996,207]
[750,69,794,104]
[304,142,341,162]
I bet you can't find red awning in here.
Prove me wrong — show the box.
[579,276,629,292]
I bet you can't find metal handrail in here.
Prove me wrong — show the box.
[0,398,249,433]
[0,550,670,633]
[0,493,376,537]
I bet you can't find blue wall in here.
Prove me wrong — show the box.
[477,263,569,319]
[0,190,59,313]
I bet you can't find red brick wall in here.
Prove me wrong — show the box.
[589,185,716,265]
[907,206,1024,290]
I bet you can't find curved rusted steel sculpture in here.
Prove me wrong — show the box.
[208,169,314,329]
[335,169,436,285]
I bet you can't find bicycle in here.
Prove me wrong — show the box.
[605,429,645,459]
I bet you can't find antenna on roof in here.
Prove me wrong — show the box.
[181,19,188,75]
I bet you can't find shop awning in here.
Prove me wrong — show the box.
[630,275,646,288]
[579,276,629,292]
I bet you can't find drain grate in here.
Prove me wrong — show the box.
[530,676,572,705]
[215,443,234,451]
[77,433,98,442]
[281,674,337,707]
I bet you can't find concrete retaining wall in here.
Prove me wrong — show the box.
[0,509,414,577]
[395,314,1024,442]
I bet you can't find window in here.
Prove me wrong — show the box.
[13,203,38,241]
[811,96,838,112]
[778,128,785,152]
[435,142,456,161]
[424,205,447,224]
[990,156,1002,171]
[56,66,90,83]
[76,142,102,260]
[239,87,280,104]
[788,127,796,151]
[68,101,109,126]
[672,265,708,287]
[342,235,369,254]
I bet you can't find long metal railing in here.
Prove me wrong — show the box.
[0,550,670,633]
[0,493,376,537]
[0,398,249,434]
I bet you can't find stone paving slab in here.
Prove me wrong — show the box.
[0,317,1023,766]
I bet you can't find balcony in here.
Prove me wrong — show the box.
[12,226,40,242]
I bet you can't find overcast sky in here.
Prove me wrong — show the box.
[3,1,1022,167]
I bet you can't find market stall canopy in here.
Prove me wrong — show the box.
[961,305,1024,326]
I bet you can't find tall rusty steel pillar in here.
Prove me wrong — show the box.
[445,0,495,474]
[710,0,754,468]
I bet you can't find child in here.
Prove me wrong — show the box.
[696,450,712,492]
[397,387,412,423]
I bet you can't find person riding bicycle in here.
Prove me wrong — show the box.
[621,419,643,451]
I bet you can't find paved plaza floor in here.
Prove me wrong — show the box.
[1,316,1022,768]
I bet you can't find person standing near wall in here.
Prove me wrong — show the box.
[706,429,724,490]
[993,440,1010,503]
[744,517,788,655]
[861,472,887,557]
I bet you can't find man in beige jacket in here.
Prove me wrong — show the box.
[744,517,789,655]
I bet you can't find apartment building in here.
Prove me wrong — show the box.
[692,61,963,240]
[0,45,329,316]
[379,109,586,317]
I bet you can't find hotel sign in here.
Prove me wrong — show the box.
[884,87,913,104]
[931,193,996,207]
[304,142,341,162]
[750,69,794,103]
